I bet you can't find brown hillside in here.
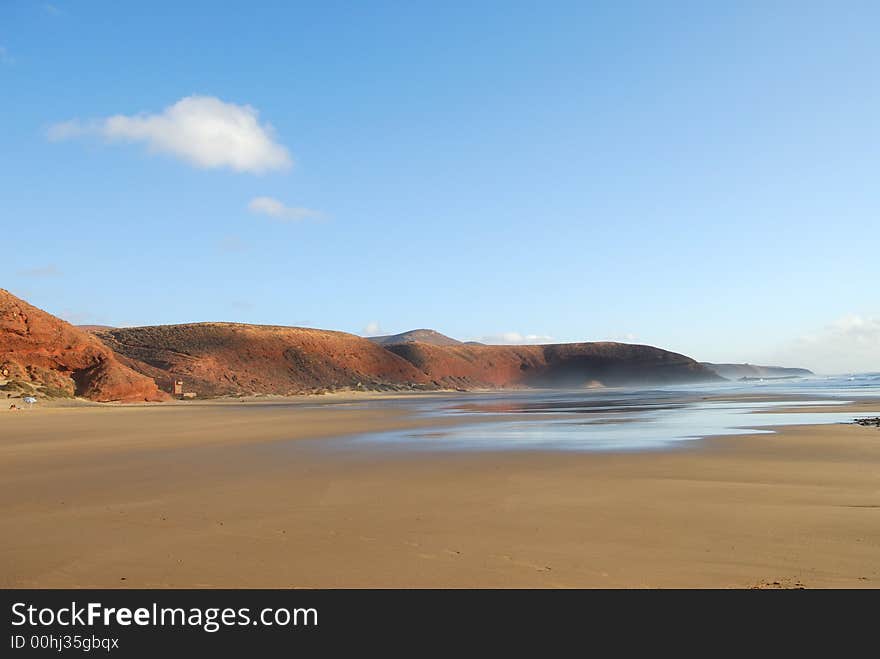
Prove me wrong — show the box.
[386,341,720,389]
[96,323,435,396]
[0,289,167,402]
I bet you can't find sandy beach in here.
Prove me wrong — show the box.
[1,395,878,589]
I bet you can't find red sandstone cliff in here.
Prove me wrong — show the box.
[0,289,168,402]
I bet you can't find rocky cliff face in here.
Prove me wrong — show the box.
[0,289,167,402]
[95,323,435,396]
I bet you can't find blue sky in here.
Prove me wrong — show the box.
[2,1,879,372]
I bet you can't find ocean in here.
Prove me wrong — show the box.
[338,374,880,452]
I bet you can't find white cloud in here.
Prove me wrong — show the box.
[47,95,292,173]
[471,332,555,345]
[769,313,880,374]
[363,321,382,336]
[247,196,322,222]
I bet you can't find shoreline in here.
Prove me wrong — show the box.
[12,379,879,408]
[2,393,879,588]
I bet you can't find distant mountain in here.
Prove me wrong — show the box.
[368,329,461,346]
[701,363,814,380]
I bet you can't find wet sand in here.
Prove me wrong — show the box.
[1,397,878,588]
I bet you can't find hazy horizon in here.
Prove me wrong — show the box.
[2,2,878,373]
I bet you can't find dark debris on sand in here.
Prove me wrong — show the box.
[853,417,880,428]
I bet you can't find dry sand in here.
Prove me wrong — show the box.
[1,396,878,588]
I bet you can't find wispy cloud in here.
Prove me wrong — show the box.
[44,4,62,16]
[17,265,62,278]
[247,196,323,222]
[769,313,880,374]
[47,95,292,174]
[0,46,13,65]
[470,332,554,345]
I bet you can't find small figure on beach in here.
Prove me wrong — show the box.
[8,404,18,411]
[23,396,37,408]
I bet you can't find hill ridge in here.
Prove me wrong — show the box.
[368,329,462,347]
